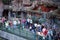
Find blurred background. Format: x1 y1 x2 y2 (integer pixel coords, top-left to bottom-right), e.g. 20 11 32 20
0 0 60 40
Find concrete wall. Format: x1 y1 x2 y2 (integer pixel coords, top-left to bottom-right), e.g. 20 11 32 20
0 30 27 40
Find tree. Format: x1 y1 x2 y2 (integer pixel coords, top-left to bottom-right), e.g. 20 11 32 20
2 0 12 5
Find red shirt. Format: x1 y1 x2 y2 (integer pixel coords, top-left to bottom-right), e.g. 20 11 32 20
42 28 48 36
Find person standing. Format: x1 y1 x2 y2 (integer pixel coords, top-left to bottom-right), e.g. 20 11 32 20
42 26 48 40
47 28 53 40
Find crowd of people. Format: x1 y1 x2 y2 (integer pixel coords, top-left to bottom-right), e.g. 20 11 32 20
0 17 60 40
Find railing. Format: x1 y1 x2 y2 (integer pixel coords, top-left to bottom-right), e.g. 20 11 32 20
0 22 51 40
0 23 36 40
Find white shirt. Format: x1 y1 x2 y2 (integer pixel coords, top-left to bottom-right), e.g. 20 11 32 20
34 23 37 27
27 18 30 22
17 20 20 24
29 26 32 29
30 19 33 23
13 21 17 25
5 22 9 27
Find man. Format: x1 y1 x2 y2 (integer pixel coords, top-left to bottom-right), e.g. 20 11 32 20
42 27 48 39
48 28 53 40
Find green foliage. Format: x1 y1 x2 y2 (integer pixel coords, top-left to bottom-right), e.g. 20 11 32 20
2 0 11 5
